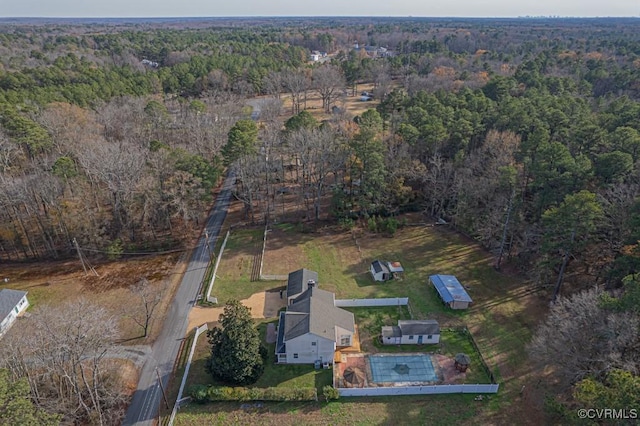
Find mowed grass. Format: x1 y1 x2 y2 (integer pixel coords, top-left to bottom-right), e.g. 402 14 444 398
178 220 546 425
210 228 281 303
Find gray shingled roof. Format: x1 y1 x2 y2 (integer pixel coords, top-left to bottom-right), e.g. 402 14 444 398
398 320 440 336
382 325 402 338
286 268 318 299
284 287 354 341
371 260 388 274
0 289 27 322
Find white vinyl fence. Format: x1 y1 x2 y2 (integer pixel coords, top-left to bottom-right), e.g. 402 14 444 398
168 323 209 426
338 383 499 397
334 297 409 307
206 230 230 303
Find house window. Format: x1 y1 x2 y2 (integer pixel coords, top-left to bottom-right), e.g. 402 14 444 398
311 342 316 346
340 336 351 346
427 335 432 339
293 353 298 359
408 335 414 340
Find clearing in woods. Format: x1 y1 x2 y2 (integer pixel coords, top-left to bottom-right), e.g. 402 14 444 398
175 209 550 426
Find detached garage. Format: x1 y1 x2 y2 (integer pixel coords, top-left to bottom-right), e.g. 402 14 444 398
430 274 472 310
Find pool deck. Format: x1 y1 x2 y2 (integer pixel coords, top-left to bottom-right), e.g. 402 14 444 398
335 353 468 388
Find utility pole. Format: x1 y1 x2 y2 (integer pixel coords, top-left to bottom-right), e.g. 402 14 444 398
155 367 170 410
73 238 88 275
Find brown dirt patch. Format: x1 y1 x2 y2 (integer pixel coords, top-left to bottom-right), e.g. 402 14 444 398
1 252 186 343
261 227 311 275
187 289 286 330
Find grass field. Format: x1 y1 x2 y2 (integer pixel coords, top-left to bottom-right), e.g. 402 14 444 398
175 217 548 425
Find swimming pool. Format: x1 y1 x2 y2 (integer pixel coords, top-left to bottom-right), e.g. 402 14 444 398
368 354 439 383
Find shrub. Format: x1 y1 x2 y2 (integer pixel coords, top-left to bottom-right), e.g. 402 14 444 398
367 216 378 233
322 385 340 401
338 217 355 231
188 384 209 404
199 386 317 402
383 217 399 235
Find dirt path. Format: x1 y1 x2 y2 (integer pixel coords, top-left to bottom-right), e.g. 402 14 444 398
187 289 286 330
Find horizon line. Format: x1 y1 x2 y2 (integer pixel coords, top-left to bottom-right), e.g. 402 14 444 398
1 15 639 20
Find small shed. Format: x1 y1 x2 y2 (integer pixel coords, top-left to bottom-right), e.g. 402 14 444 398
398 320 440 344
370 260 390 282
430 274 472 310
382 320 440 345
381 325 402 344
370 260 404 282
454 353 471 372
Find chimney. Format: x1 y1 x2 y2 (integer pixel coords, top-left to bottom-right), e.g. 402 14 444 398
307 280 316 290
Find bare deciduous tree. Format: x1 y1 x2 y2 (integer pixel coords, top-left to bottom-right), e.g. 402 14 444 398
528 288 640 388
312 65 346 113
281 68 309 115
129 278 165 338
0 298 126 425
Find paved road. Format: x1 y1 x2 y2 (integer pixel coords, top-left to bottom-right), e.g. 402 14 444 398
123 171 235 425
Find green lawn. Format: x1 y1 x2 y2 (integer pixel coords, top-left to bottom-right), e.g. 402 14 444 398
176 221 541 425
210 229 282 303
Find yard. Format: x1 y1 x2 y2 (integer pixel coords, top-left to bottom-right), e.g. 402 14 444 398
175 216 548 425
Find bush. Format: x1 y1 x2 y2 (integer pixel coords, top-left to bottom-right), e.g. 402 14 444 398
189 384 209 404
198 386 317 402
338 217 355 231
322 385 340 401
367 216 378 233
106 239 123 260
382 217 399 235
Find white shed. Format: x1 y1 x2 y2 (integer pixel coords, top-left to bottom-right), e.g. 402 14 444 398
382 320 440 345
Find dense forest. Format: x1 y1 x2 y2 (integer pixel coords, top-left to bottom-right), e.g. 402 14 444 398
1 17 640 419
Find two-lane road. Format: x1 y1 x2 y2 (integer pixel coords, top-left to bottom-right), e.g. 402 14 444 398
123 171 235 425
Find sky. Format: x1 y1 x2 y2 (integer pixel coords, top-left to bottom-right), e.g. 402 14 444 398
0 0 638 18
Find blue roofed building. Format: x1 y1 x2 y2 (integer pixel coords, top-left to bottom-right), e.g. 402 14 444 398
429 275 472 310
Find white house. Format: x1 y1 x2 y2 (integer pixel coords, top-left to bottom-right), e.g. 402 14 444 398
276 286 355 364
382 320 440 345
0 289 29 337
370 260 404 282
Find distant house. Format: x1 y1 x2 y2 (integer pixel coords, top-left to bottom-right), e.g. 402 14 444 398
382 320 440 345
0 289 29 337
141 59 159 68
275 286 355 364
310 51 321 61
286 268 318 305
370 260 404 282
430 274 472 310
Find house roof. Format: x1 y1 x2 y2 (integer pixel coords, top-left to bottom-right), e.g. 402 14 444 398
284 287 354 342
382 325 402 338
371 260 389 275
430 275 472 304
0 289 27 322
398 320 440 336
286 268 318 299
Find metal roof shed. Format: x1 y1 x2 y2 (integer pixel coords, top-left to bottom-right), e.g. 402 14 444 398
429 274 472 310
